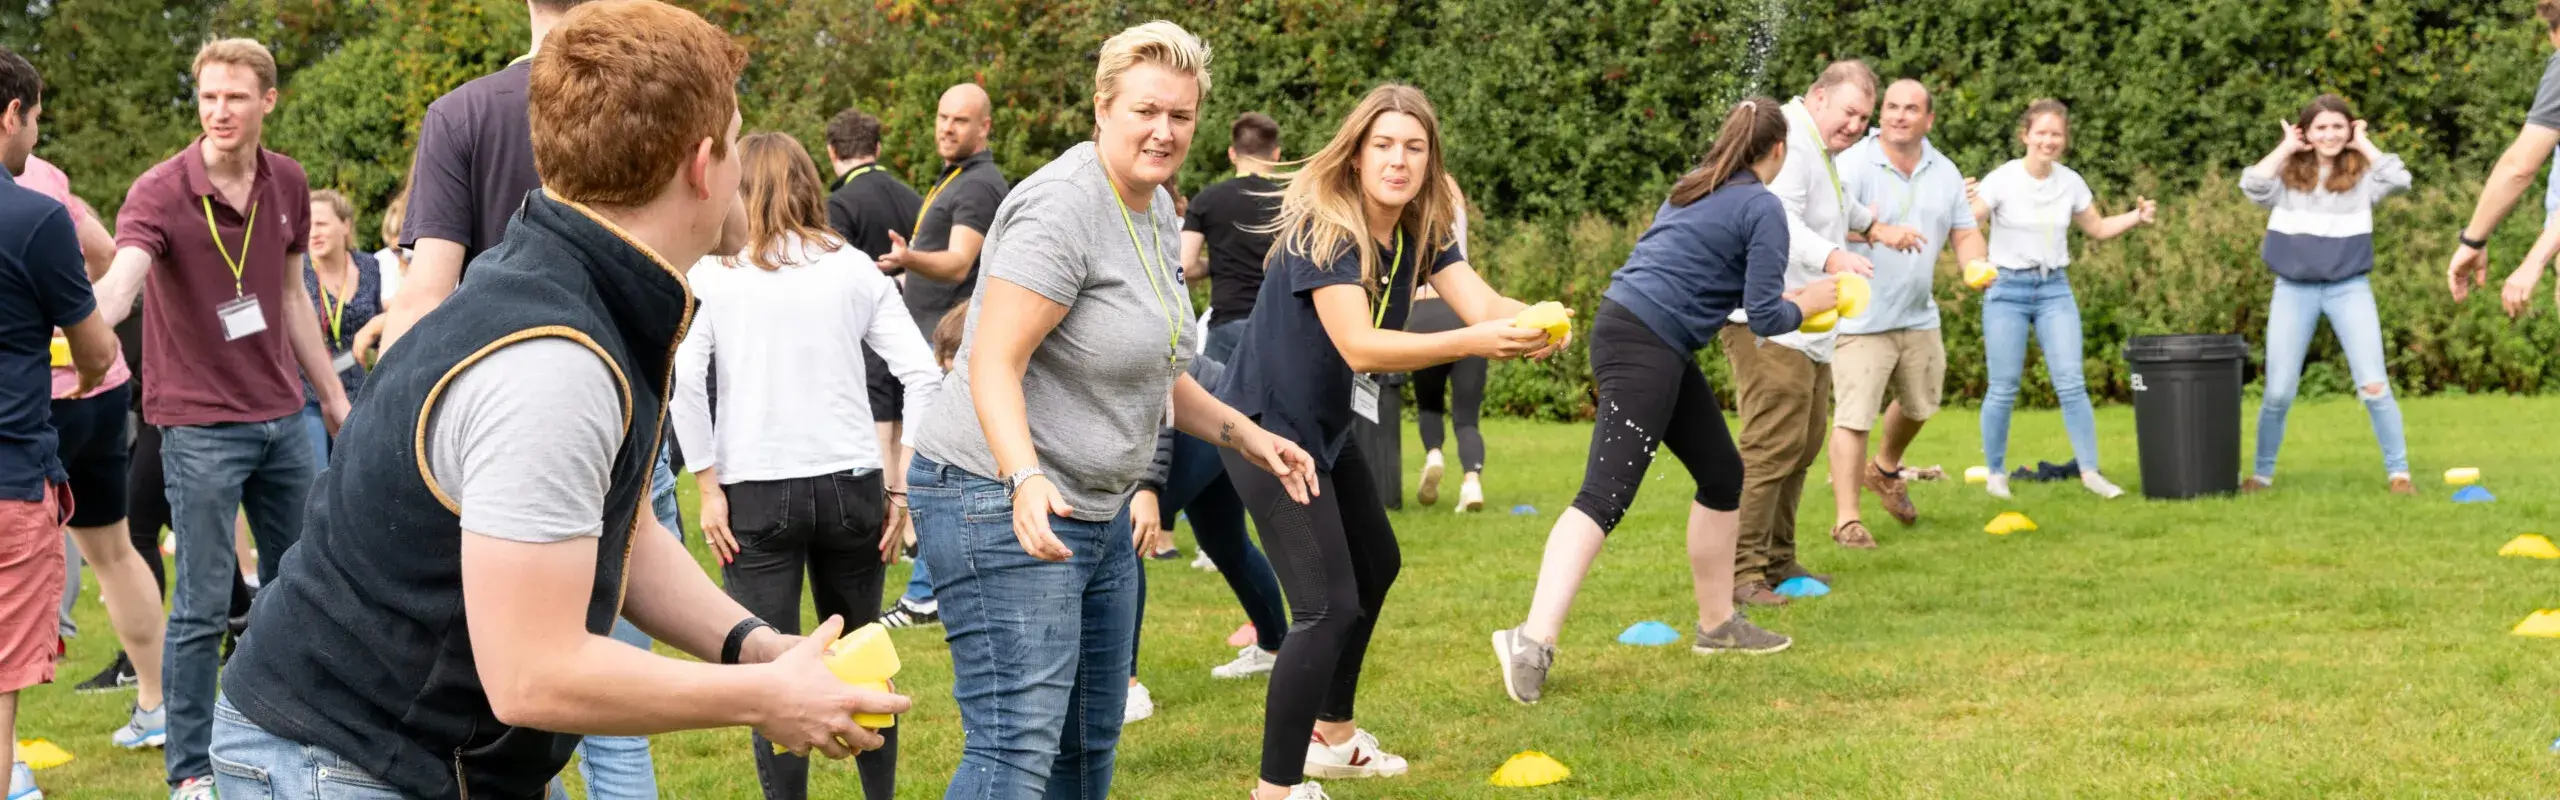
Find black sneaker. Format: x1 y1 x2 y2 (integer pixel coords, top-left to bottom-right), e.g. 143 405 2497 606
76 651 137 694
880 598 940 629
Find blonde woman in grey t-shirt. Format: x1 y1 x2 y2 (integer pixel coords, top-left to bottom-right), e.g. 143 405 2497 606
903 22 1316 799
1965 99 2156 500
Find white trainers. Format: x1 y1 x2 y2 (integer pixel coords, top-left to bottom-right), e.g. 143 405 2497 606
113 702 167 749
1985 473 2012 500
1455 476 1484 513
168 775 215 800
1190 550 1218 572
8 761 39 800
1304 728 1408 779
2081 471 2125 499
1123 681 1155 724
1211 646 1278 679
1269 782 1331 799
1417 450 1445 506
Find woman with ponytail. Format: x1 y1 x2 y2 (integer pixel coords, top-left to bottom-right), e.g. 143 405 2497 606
1491 97 1840 706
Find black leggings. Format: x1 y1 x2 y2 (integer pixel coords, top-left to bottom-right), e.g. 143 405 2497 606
1223 438 1399 787
718 470 897 800
1570 300 1744 532
1408 298 1486 473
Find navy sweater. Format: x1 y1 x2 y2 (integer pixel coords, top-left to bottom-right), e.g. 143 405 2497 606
1602 173 1800 351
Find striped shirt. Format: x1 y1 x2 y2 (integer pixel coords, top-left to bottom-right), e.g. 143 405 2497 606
2238 153 2410 283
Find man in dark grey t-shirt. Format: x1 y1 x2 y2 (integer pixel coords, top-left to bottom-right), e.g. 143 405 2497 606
876 83 1008 336
2448 0 2560 308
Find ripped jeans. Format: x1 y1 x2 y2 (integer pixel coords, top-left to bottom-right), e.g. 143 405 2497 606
2253 275 2409 478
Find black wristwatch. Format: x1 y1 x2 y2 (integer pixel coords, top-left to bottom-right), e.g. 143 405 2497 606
2460 232 2489 250
721 617 775 665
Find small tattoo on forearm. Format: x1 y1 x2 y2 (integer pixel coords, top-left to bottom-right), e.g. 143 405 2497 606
1219 421 1236 445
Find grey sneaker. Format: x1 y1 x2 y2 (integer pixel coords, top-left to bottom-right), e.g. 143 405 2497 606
1693 613 1792 655
1491 627 1556 705
113 702 166 749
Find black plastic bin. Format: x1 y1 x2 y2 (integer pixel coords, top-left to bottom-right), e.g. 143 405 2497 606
2123 334 2248 500
1357 373 1408 510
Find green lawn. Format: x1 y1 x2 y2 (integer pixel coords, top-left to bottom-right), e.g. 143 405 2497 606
24 395 2560 797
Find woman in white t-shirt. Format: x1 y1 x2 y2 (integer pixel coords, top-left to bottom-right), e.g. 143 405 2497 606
1965 99 2156 500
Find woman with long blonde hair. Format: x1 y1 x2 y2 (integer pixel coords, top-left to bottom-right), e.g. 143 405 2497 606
668 131 941 800
1215 84 1558 800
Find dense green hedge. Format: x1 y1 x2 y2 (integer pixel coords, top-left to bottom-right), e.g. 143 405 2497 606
11 0 2560 419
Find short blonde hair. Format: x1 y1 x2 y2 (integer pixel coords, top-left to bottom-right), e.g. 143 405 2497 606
1094 21 1211 108
194 38 277 92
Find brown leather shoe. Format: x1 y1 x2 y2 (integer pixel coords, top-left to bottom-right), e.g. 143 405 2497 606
2388 476 2417 496
2240 476 2272 494
1733 581 1791 607
1863 462 1918 526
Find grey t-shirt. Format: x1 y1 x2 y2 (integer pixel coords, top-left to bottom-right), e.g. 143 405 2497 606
426 337 622 543
2531 53 2560 131
912 142 1196 522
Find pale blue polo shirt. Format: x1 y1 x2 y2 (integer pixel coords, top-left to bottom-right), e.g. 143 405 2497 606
1838 133 1974 335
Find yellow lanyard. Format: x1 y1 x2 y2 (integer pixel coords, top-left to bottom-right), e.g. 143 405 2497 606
912 165 965 234
314 265 351 343
1116 198 1181 369
1888 159 1923 224
1372 230 1405 329
832 163 882 192
201 196 258 297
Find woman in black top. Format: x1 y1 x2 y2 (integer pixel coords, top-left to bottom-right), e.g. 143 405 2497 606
1215 83 1559 800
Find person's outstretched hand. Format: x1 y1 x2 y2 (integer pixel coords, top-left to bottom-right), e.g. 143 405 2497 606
753 615 912 758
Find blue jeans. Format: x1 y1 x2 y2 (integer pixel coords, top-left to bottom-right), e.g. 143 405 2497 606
910 456 1138 800
901 548 936 605
297 400 329 468
558 446 682 799
2254 275 2409 478
212 696 404 798
1979 268 2102 475
1204 318 1249 366
162 416 316 786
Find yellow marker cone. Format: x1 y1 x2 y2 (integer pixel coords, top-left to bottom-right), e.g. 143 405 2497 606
1984 512 2038 536
16 739 72 770
1513 301 1573 343
824 622 902 729
2513 610 2560 638
2445 467 2482 486
1489 751 1571 788
2501 534 2560 559
1964 466 1990 485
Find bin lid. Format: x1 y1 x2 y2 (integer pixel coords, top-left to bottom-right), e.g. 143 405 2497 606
2123 334 2247 363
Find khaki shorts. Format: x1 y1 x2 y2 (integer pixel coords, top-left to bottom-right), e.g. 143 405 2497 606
1831 329 1944 432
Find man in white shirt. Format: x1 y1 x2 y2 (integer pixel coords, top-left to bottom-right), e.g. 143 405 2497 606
1722 59 1922 606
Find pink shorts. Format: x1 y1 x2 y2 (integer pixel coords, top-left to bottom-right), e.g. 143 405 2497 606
0 484 66 693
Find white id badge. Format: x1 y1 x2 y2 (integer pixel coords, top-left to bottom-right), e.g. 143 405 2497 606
331 350 359 373
1163 387 1177 431
1351 374 1381 424
216 295 266 341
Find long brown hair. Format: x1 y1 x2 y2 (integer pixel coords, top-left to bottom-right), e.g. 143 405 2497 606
1264 84 1462 293
724 131 846 271
1669 97 1786 207
2280 94 2368 194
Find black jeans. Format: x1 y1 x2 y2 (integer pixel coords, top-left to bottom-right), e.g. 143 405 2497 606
1569 300 1744 533
1223 438 1399 787
719 469 897 800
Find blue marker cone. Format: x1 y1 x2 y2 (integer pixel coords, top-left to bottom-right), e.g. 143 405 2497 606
1511 504 1538 516
1773 576 1831 598
1617 621 1681 646
2454 486 2496 504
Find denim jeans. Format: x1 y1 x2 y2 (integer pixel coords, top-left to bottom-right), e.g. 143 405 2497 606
720 469 897 800
162 416 315 787
910 456 1138 800
900 549 936 605
212 696 405 799
558 446 682 799
2254 275 2409 478
1979 268 2102 475
1204 318 1249 366
296 400 329 469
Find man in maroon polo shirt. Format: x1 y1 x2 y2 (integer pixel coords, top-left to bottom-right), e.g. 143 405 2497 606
89 38 346 800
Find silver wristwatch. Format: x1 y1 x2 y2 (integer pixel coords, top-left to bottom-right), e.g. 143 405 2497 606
1004 466 1047 496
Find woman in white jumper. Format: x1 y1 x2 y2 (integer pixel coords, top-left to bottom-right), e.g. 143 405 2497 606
669 131 941 800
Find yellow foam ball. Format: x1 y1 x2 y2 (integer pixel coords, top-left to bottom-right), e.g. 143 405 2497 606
1836 274 1871 318
1799 309 1839 333
1963 260 1997 290
823 622 903 729
1513 301 1572 343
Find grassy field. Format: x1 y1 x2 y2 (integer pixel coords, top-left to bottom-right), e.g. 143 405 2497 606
23 395 2560 798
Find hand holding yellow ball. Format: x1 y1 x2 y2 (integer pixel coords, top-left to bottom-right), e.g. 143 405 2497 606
1799 274 1870 333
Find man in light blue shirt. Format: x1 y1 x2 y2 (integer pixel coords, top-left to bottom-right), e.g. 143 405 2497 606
1827 79 1987 541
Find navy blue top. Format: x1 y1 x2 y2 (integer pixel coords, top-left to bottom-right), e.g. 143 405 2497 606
1602 173 1800 352
0 169 96 500
1217 230 1463 472
302 249 384 402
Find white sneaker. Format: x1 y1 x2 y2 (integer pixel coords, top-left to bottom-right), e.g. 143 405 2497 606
113 702 167 749
1190 550 1218 572
1123 682 1155 724
1304 729 1408 779
1417 450 1445 506
2081 472 2125 499
1455 477 1484 513
1985 474 2012 500
8 761 39 800
168 775 215 800
1270 782 1331 799
1211 646 1278 679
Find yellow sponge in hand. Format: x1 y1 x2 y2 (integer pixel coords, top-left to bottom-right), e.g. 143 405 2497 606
1513 301 1572 343
823 622 902 729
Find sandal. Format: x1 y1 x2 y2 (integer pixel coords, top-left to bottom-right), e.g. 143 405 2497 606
1831 520 1878 550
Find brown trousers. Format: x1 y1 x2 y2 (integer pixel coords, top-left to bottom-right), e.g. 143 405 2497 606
1719 324 1831 586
